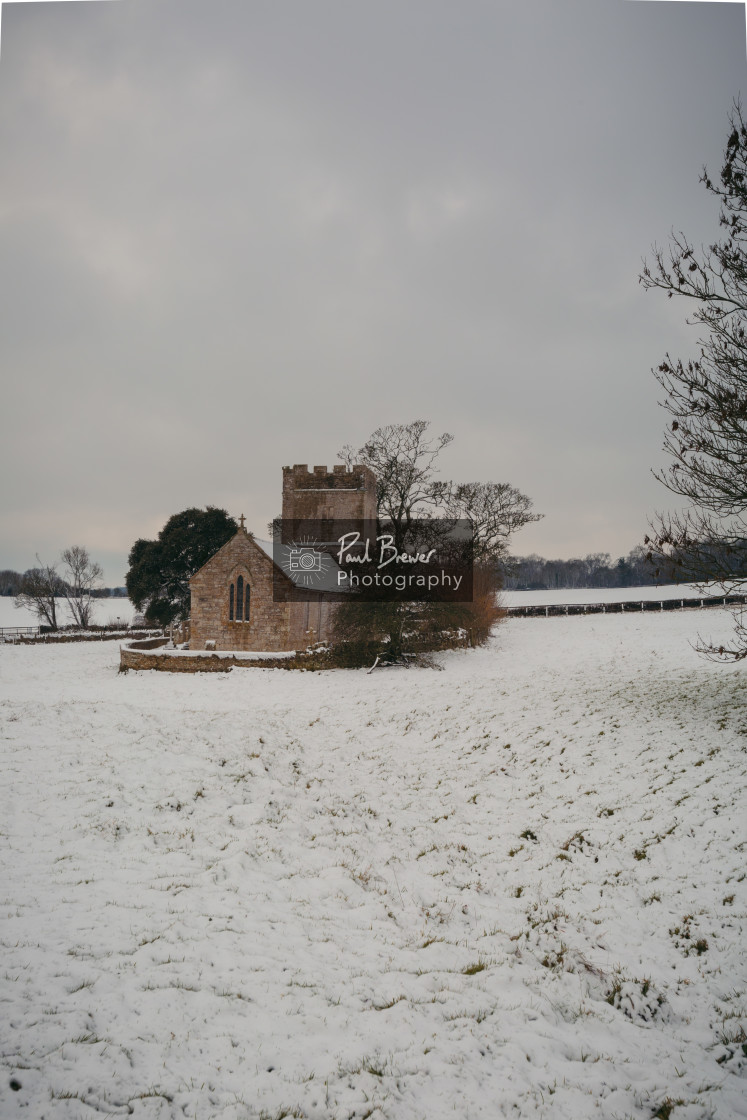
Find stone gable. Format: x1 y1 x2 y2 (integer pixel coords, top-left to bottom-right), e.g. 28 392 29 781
190 530 304 652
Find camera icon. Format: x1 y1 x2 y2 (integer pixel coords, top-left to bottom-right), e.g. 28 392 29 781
288 547 323 573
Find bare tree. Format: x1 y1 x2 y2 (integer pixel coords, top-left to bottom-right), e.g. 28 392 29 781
444 481 542 563
339 420 453 547
14 558 65 630
641 102 747 660
61 546 103 628
341 422 541 561
333 422 541 664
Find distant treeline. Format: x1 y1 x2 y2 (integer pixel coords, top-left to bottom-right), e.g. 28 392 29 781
504 542 747 590
0 570 127 598
503 546 664 591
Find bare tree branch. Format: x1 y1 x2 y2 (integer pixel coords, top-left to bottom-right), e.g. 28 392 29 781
340 420 453 546
444 482 542 562
642 102 747 659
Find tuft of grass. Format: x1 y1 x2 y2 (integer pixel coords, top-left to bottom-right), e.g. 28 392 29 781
670 915 708 956
68 979 95 993
718 1024 747 1046
560 830 586 852
652 1100 685 1120
463 960 487 975
541 945 569 971
258 1110 305 1120
605 976 623 1006
373 995 405 1010
416 844 437 860
129 1089 175 1104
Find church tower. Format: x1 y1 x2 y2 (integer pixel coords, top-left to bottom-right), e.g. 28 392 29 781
281 463 377 542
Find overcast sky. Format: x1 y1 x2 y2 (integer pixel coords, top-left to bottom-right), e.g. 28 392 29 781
0 0 745 583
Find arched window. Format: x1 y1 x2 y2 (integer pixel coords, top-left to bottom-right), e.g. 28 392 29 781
244 583 251 622
229 583 234 621
236 575 244 621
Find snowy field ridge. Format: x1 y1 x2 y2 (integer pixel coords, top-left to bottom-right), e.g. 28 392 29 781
0 610 745 1119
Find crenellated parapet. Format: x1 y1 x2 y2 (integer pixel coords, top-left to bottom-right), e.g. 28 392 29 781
281 463 377 522
282 463 375 490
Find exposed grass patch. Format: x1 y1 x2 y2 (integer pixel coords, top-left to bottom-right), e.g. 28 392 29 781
462 960 488 975
652 1099 685 1120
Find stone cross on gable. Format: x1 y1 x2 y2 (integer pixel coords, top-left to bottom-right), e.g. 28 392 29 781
238 514 246 530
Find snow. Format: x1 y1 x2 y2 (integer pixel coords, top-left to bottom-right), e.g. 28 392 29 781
501 583 736 608
0 609 745 1119
0 597 135 629
129 646 297 660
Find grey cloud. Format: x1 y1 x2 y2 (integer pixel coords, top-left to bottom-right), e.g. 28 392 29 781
0 0 744 580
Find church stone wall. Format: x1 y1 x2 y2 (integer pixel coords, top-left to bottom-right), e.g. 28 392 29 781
190 530 308 652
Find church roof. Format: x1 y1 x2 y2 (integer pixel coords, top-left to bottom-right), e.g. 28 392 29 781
256 538 350 595
190 531 348 595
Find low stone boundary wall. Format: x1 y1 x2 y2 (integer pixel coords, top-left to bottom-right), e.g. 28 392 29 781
7 628 163 645
127 637 170 651
119 644 323 673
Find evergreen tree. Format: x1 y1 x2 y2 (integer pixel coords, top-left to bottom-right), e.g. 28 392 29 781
126 507 237 626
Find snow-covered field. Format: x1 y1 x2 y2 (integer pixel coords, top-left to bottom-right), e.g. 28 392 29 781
0 586 728 632
501 584 732 609
0 597 135 630
0 609 745 1119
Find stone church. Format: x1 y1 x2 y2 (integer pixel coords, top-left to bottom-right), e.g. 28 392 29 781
189 463 377 652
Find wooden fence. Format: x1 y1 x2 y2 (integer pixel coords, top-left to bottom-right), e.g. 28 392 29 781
506 593 747 618
0 626 41 641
